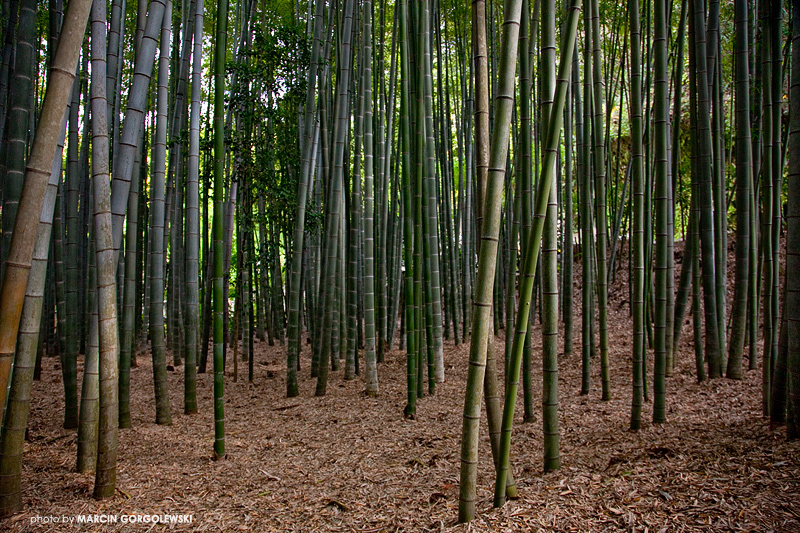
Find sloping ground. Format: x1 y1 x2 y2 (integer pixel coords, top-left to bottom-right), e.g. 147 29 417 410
4 296 800 532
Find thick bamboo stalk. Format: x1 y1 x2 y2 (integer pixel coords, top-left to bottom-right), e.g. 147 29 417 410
0 110 67 517
0 0 37 278
0 0 92 430
90 0 119 495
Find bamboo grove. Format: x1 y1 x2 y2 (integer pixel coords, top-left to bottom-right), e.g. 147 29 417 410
0 0 797 524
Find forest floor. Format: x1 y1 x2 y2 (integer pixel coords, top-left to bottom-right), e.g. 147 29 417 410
6 261 800 532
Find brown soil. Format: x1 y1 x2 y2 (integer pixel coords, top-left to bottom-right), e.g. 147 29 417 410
4 277 800 531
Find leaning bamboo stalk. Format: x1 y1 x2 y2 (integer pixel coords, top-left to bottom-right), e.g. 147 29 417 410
0 108 68 517
286 0 324 397
110 0 167 250
458 0 526 521
493 0 581 507
0 0 93 426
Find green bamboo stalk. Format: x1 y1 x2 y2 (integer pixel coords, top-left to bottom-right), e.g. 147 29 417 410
691 0 721 378
0 0 36 279
589 0 610 400
768 0 783 409
563 45 574 359
399 0 417 412
420 0 444 383
748 1 760 372
687 28 707 382
707 0 727 369
653 0 668 424
346 75 362 381
691 208 705 382
148 0 173 426
629 0 644 429
286 0 324 397
727 0 752 379
760 1 774 414
362 0 378 395
212 0 229 459
664 5 676 378
183 0 203 413
62 77 81 430
580 0 594 396
458 0 525 521
540 0 558 473
670 0 688 365
316 0 355 397
118 123 142 429
494 1 581 506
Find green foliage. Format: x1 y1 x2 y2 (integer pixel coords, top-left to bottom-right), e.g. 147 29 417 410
227 14 309 239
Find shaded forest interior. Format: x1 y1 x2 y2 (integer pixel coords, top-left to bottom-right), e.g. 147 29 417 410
0 0 798 530
11 257 800 531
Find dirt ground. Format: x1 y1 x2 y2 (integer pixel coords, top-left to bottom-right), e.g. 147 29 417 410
4 277 800 532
